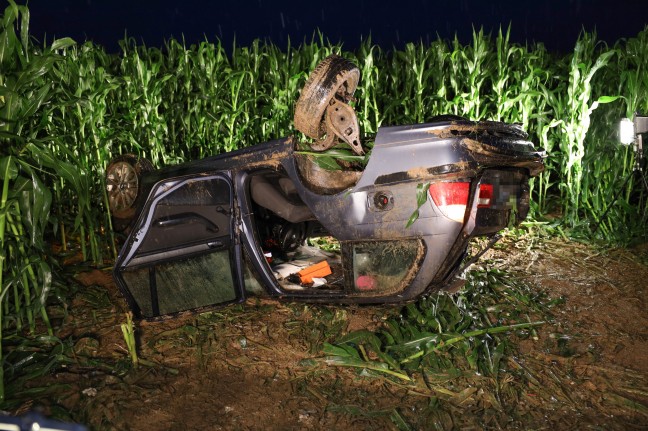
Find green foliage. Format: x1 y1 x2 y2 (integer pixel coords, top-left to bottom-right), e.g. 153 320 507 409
5 12 646 247
405 182 430 228
553 33 618 225
120 312 138 368
325 268 554 383
0 0 63 403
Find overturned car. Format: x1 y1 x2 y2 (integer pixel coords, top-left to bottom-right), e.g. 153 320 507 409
106 55 544 319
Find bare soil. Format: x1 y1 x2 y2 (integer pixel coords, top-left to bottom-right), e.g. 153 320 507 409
18 237 648 430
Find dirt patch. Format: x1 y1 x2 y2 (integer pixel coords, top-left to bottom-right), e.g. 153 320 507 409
17 238 648 430
493 238 648 369
488 236 648 428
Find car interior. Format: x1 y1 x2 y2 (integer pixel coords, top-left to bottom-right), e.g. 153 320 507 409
247 170 346 292
246 170 423 297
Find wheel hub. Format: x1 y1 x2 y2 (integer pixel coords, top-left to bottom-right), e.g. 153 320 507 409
106 161 139 212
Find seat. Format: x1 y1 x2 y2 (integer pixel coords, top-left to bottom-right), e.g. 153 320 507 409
250 175 315 223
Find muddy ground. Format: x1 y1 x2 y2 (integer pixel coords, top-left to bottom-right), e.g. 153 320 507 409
16 236 648 430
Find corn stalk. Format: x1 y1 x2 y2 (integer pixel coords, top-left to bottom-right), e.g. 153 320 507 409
554 33 617 225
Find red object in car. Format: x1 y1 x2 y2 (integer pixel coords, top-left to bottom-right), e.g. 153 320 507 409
356 275 377 291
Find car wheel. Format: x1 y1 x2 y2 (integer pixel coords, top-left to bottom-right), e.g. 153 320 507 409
106 154 153 228
294 55 360 140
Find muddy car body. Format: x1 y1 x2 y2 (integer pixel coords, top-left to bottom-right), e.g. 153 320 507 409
110 116 543 319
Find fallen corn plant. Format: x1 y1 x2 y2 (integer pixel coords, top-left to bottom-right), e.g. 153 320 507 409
324 267 554 384
120 312 138 368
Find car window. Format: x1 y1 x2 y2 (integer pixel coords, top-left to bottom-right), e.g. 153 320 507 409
347 239 424 296
122 250 236 317
116 175 241 318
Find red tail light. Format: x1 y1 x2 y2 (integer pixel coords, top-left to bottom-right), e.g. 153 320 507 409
428 182 469 222
477 183 494 208
428 182 494 222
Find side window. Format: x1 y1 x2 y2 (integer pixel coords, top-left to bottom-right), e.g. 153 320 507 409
117 175 240 318
344 239 424 297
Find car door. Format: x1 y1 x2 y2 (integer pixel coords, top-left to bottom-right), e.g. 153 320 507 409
114 174 244 319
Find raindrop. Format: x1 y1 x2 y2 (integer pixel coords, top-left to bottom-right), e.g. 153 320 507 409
280 12 285 29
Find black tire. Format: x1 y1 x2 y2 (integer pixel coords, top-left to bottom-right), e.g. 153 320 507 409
106 154 153 224
294 55 360 139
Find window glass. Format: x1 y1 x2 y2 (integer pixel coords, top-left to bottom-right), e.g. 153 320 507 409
123 250 236 318
350 239 423 296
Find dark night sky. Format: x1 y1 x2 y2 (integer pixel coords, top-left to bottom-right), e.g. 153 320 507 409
26 0 648 53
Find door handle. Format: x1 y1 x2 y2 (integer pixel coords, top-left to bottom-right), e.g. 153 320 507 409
207 240 224 249
154 212 220 233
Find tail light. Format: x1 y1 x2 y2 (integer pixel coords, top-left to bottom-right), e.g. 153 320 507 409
428 182 493 222
477 183 494 208
428 182 469 222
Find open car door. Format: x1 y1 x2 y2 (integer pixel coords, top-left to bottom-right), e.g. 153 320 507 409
113 174 244 319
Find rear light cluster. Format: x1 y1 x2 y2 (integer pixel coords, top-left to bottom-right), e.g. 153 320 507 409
477 183 493 208
428 182 493 222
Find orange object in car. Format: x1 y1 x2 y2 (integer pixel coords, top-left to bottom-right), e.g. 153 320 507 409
298 261 332 284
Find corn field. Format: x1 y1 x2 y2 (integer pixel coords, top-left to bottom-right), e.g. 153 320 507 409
0 1 647 404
